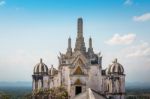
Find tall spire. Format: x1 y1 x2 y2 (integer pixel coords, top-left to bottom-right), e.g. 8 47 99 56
88 37 93 54
40 58 42 63
74 17 86 53
89 37 92 48
77 18 83 38
66 37 72 55
67 37 72 52
68 37 71 49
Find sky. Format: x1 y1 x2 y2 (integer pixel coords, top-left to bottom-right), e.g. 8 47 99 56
0 0 150 83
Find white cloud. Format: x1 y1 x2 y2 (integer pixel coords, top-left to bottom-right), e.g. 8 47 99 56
133 13 150 22
125 42 150 58
106 33 136 45
0 0 5 6
124 0 133 5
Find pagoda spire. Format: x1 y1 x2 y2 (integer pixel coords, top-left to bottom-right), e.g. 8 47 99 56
88 37 93 54
66 37 72 56
77 18 83 38
67 37 72 52
89 37 92 49
74 18 86 53
68 37 71 49
40 58 43 63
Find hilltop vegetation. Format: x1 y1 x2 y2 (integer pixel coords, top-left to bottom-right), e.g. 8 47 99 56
0 91 11 99
0 85 150 99
0 86 31 99
0 86 68 99
32 86 68 99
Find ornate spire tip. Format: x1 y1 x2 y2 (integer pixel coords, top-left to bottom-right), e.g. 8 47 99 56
40 58 42 63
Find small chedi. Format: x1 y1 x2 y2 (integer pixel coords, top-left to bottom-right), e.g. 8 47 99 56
32 18 125 99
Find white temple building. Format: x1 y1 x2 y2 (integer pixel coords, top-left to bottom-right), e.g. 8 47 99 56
32 18 125 99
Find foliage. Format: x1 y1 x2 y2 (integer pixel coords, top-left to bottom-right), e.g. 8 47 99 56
0 86 31 99
33 86 68 99
0 92 11 99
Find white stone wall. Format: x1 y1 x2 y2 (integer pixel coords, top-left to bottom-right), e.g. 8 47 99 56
108 79 113 93
120 75 125 93
53 74 60 87
43 76 49 89
38 80 42 90
60 66 71 95
49 78 54 89
101 76 107 93
62 66 70 86
88 65 102 92
48 72 61 88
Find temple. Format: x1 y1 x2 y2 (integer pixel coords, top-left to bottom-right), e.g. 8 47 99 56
32 18 125 99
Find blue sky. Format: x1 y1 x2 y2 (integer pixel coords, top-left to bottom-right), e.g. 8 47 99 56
0 0 150 83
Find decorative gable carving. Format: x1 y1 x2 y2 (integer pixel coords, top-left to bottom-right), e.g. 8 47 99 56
77 58 84 66
72 53 88 66
74 79 82 85
73 66 84 75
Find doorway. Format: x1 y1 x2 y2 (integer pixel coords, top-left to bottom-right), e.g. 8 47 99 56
75 86 82 95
